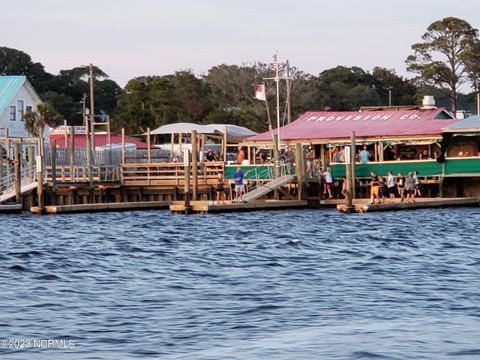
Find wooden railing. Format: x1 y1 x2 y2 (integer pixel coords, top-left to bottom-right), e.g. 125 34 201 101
121 162 224 186
45 165 121 183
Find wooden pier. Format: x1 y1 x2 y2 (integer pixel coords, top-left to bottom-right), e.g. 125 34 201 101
0 204 23 213
170 200 307 214
337 197 480 213
31 201 170 214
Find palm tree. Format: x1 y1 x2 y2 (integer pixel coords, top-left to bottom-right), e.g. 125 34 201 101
24 102 61 138
23 102 61 210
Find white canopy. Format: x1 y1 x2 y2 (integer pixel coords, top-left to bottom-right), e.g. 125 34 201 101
148 122 257 142
149 122 211 135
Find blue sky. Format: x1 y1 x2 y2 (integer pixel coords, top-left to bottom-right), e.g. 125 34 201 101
4 0 480 86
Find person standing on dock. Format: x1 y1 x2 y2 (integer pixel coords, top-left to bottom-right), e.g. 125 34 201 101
369 171 380 204
283 145 295 175
341 176 348 199
414 171 422 197
215 173 226 204
233 167 245 203
405 172 416 202
387 171 396 202
397 172 406 202
306 146 315 178
323 167 333 199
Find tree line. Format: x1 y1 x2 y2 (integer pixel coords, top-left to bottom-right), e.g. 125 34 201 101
1 17 480 135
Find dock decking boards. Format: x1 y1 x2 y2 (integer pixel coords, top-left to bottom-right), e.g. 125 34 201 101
337 197 480 213
170 200 308 214
31 201 170 214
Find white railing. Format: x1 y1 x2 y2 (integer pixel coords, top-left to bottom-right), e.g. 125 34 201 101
0 165 38 201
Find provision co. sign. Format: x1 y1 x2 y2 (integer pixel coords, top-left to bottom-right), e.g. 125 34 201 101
305 113 421 122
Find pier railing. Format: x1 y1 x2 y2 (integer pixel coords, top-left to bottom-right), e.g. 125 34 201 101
121 162 224 186
45 165 121 183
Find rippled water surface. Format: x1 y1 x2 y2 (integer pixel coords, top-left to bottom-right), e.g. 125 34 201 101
1 208 480 359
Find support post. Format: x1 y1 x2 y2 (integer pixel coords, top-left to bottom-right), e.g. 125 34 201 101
27 146 34 182
37 137 44 213
0 143 3 191
70 126 75 165
295 143 303 200
344 138 355 213
191 130 198 201
184 149 191 214
121 128 126 164
14 143 21 204
147 127 151 163
51 140 58 205
51 140 57 192
273 134 280 178
351 131 356 199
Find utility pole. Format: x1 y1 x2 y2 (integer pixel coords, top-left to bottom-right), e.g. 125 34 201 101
263 52 293 178
286 60 292 124
477 80 480 116
89 64 96 152
83 93 94 194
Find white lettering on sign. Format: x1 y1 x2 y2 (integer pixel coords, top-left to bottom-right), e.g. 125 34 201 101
49 126 87 135
305 113 421 122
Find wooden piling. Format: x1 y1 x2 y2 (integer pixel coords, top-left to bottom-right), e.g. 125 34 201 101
14 143 21 204
295 143 303 200
191 130 198 201
147 127 151 163
0 143 3 189
70 126 75 165
184 149 191 214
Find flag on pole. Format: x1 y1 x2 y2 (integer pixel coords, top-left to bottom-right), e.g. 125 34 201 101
271 53 278 70
255 83 266 101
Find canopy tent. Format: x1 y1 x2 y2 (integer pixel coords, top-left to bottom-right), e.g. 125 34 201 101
246 108 456 144
148 122 257 142
147 122 257 162
149 122 212 135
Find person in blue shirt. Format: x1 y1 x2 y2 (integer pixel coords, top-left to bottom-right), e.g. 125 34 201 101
359 145 370 164
233 167 245 202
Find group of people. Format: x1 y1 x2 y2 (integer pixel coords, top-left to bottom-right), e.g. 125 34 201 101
213 167 245 204
368 170 421 204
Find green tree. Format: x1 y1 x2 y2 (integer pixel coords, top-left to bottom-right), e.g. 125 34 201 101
371 67 417 106
406 17 480 112
0 46 56 94
312 66 379 110
23 102 62 137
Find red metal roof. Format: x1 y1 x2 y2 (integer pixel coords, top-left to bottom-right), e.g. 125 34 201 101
247 108 457 142
50 133 149 149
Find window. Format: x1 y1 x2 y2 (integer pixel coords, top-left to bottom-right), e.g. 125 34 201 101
26 105 32 113
17 100 24 121
9 106 16 121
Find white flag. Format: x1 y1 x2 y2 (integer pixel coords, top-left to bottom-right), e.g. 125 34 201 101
255 84 266 101
271 53 278 70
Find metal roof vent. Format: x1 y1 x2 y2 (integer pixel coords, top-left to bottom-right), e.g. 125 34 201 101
422 95 436 108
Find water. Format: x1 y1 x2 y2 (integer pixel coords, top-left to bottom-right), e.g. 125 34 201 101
1 208 480 359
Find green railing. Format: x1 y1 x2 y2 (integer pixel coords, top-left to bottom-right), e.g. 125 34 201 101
331 158 480 179
225 165 274 179
444 157 480 175
331 160 441 179
226 158 480 181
